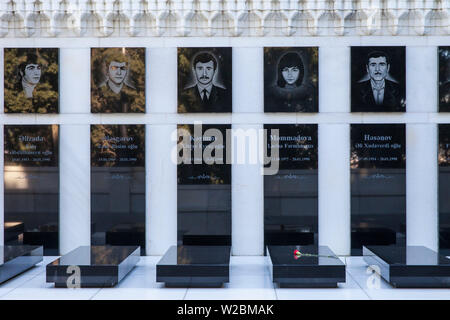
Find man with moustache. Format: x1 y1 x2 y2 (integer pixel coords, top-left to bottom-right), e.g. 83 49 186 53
353 51 404 112
179 52 231 113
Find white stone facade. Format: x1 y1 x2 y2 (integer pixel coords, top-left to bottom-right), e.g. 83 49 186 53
0 0 448 37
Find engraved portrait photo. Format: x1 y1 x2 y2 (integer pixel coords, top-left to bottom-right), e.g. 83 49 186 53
178 48 232 113
91 47 145 113
439 46 450 112
4 48 59 113
264 47 318 112
351 47 406 112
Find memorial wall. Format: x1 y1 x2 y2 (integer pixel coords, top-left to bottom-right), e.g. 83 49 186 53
0 1 448 257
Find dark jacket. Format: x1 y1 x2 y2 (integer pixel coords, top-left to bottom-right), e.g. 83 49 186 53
178 84 231 113
352 79 405 112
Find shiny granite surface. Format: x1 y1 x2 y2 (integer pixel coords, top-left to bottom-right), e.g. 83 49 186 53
267 245 343 266
158 246 231 266
364 245 450 265
48 246 139 266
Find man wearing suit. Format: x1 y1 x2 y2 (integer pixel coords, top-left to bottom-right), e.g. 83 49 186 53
179 52 231 113
352 51 405 112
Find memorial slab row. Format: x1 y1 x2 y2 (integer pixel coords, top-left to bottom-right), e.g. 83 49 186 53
2 124 450 288
3 46 450 113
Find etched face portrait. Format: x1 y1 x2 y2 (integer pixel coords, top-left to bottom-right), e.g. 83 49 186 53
264 47 318 113
4 48 59 113
107 61 128 86
178 47 232 113
91 48 145 113
278 52 304 88
351 46 405 112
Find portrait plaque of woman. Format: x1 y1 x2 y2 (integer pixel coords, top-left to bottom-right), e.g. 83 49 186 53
4 48 59 113
91 47 145 113
264 47 318 113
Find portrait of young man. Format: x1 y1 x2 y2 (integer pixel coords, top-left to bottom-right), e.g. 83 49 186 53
178 48 232 113
91 47 145 113
4 48 59 113
439 46 450 112
351 47 406 112
264 47 318 112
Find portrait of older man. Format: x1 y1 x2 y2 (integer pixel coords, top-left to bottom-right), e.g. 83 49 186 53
351 47 406 112
4 48 59 113
91 47 145 113
178 48 232 113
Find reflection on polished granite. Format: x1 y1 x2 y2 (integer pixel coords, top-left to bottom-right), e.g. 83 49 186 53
363 245 450 288
157 245 231 288
46 245 140 288
267 245 346 288
0 245 43 284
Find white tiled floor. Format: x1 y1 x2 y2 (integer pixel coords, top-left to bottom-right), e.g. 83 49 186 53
1 256 450 300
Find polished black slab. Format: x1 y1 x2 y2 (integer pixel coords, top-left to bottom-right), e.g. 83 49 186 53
264 124 318 249
439 47 450 112
46 245 139 288
91 125 145 255
351 124 406 255
4 125 59 255
439 124 450 256
177 124 231 246
156 245 231 287
363 245 450 288
267 245 345 288
0 245 43 284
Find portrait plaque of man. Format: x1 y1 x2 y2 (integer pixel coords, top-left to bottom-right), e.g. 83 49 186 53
264 47 318 112
4 48 59 113
91 48 145 113
351 47 406 112
178 48 232 113
439 47 450 112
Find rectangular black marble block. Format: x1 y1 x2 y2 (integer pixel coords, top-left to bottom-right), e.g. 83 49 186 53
0 245 43 284
157 245 231 287
363 245 450 288
267 245 346 288
46 245 139 288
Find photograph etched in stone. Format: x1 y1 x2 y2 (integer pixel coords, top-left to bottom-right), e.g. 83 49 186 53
350 124 406 255
91 48 145 113
439 47 450 112
351 47 406 112
4 48 59 113
4 125 59 255
264 48 318 112
91 125 145 254
178 48 232 113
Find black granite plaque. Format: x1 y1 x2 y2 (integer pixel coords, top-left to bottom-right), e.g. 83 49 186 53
178 48 232 113
91 125 145 254
351 124 406 255
91 48 145 113
177 124 231 245
439 124 450 254
351 47 406 112
4 125 59 255
264 124 318 248
264 47 318 112
4 48 59 113
439 47 450 112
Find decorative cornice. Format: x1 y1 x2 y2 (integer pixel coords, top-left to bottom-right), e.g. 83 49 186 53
0 0 448 37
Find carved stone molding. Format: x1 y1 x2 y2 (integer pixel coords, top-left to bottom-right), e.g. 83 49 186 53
0 0 448 37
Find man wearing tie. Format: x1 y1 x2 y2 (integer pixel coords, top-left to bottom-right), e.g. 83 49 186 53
179 51 231 113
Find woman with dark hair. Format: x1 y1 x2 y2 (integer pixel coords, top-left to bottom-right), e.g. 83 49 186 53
265 50 317 112
277 52 304 88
